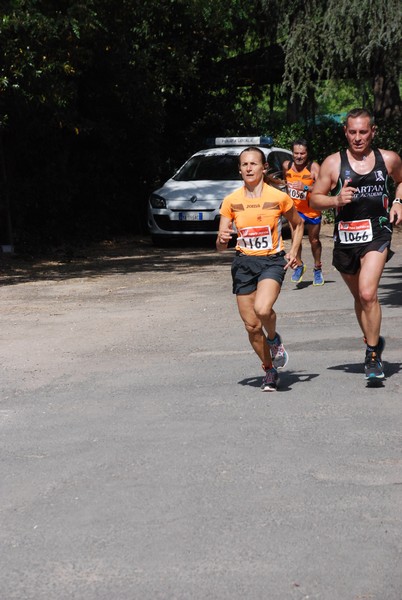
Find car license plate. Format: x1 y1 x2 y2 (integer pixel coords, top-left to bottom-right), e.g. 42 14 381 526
178 212 204 221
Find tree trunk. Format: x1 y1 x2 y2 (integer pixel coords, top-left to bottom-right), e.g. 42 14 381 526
286 90 301 123
373 73 402 120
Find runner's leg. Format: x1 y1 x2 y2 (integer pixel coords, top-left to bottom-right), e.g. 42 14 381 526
308 222 322 268
253 277 282 341
236 292 272 368
289 220 303 265
340 250 387 346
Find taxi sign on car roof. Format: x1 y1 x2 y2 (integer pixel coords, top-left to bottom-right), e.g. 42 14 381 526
206 136 274 147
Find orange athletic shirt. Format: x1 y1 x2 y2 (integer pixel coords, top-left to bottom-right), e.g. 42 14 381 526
284 162 320 218
220 183 293 256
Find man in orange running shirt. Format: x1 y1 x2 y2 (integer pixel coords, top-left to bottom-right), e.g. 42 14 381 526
283 139 323 286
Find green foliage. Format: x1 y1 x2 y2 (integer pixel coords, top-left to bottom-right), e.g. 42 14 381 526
0 0 264 249
275 115 402 163
374 115 402 155
0 0 401 251
272 119 345 164
278 0 402 116
273 123 306 152
315 80 372 115
0 1 99 111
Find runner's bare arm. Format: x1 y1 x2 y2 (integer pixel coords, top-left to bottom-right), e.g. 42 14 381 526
216 215 233 251
310 153 355 210
382 149 402 226
310 161 320 183
283 205 303 270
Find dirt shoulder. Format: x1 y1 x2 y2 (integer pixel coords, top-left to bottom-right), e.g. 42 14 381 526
1 224 402 287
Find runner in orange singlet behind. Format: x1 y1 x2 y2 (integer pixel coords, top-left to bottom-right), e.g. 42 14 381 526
283 139 323 285
217 147 304 392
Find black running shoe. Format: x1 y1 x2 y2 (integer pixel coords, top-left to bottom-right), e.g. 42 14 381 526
364 350 385 380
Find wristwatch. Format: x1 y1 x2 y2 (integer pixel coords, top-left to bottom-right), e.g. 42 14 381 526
393 198 402 204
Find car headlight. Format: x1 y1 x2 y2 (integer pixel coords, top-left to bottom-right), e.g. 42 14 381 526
150 193 167 209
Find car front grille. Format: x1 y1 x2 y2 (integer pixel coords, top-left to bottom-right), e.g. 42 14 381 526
154 215 220 232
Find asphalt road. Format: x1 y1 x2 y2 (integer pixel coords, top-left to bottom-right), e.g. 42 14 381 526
1 225 402 600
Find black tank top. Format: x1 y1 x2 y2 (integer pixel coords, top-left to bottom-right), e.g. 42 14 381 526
332 149 392 246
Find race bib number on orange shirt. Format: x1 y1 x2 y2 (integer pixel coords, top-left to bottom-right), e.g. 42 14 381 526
237 226 273 251
288 185 307 200
338 219 373 244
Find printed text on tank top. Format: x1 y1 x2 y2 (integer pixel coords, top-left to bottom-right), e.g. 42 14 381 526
334 149 390 247
338 149 388 208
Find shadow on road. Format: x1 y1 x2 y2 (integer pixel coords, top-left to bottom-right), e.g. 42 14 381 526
328 360 401 379
239 371 320 391
378 265 402 308
0 236 233 286
291 278 337 290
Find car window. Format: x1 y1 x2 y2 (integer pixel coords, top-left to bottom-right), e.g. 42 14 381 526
267 151 292 173
174 155 242 182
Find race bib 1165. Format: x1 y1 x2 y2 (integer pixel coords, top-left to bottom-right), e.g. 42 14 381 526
237 226 273 251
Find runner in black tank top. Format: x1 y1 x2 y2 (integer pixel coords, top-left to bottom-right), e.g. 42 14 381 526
309 108 402 384
333 148 392 248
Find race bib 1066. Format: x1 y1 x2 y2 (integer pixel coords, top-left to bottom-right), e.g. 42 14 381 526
338 219 373 244
237 226 273 251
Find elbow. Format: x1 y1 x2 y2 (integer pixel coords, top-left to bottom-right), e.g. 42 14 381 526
309 194 318 209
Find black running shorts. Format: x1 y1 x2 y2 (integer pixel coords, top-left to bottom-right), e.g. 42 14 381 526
231 251 287 295
332 239 393 275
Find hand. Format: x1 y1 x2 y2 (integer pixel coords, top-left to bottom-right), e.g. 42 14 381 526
293 180 305 191
390 203 402 226
217 222 234 245
337 178 356 206
284 253 299 270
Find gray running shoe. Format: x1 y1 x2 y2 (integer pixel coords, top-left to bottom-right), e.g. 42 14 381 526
261 367 279 392
267 332 289 369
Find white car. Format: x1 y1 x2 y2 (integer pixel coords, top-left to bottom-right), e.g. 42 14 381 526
148 136 291 244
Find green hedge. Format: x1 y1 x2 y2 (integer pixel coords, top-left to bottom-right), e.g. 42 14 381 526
274 115 402 163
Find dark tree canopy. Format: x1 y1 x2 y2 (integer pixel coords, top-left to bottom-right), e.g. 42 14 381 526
0 0 400 249
277 0 402 118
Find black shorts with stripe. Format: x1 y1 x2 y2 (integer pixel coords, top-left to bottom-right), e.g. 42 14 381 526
231 251 287 295
332 236 394 275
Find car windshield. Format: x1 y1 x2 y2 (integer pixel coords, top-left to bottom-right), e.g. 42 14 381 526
267 150 292 173
173 155 241 182
172 150 291 182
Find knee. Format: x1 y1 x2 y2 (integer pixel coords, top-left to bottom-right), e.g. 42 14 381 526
244 320 263 336
254 303 273 322
359 287 378 306
310 237 321 249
